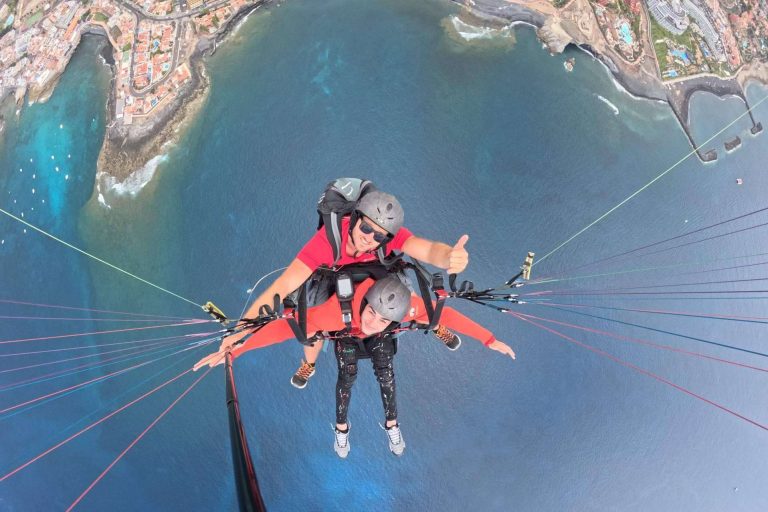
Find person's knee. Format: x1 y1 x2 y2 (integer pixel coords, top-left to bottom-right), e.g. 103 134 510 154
374 364 394 385
340 362 358 385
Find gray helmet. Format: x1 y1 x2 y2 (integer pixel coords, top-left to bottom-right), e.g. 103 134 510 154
364 276 411 322
356 191 404 235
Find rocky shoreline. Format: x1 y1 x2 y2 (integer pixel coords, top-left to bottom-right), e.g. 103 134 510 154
95 0 270 188
452 0 767 161
95 42 210 185
454 0 667 100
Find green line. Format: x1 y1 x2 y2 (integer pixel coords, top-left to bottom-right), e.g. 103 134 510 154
0 207 202 310
535 93 768 268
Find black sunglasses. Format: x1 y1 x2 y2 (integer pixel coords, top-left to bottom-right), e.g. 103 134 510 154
358 219 391 244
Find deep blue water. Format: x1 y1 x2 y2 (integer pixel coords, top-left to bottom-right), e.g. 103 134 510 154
2 1 768 510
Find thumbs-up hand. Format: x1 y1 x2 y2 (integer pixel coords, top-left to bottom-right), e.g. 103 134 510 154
447 234 469 274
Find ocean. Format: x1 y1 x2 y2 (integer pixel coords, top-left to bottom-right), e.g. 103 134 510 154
1 0 767 510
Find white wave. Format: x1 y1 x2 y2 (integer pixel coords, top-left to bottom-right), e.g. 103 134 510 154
596 94 620 115
102 154 167 196
97 192 111 209
95 183 111 209
450 16 512 41
232 5 260 36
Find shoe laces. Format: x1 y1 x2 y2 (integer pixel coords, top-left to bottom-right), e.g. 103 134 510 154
383 424 402 445
296 361 314 380
335 428 349 448
434 325 456 344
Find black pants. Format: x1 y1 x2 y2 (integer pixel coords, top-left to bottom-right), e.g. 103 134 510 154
334 336 397 425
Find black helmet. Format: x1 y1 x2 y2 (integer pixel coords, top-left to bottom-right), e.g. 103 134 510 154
355 191 405 235
364 276 411 322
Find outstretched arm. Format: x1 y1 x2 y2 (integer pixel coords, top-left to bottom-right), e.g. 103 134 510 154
407 298 515 360
401 234 469 274
193 318 298 370
220 258 313 349
193 296 346 370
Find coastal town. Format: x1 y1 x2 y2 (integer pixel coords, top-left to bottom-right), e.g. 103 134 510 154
461 0 767 160
0 0 260 123
0 0 766 175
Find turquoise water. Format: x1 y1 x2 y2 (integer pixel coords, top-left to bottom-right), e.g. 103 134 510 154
2 1 768 510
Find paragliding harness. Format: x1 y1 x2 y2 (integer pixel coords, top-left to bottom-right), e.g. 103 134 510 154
202 251 537 339
283 253 448 359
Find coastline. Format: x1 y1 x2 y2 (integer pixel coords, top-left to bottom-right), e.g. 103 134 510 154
7 0 766 180
19 28 114 106
451 0 767 161
95 0 270 190
453 0 666 101
95 42 210 186
0 0 271 196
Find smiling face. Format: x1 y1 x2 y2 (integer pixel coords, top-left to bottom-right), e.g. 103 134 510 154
350 216 391 254
360 303 394 336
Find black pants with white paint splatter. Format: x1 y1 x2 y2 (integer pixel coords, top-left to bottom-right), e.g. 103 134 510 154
334 335 397 425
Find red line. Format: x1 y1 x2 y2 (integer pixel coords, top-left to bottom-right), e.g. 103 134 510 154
0 336 192 375
536 212 768 281
536 302 768 322
0 367 194 482
0 339 195 391
510 313 768 431
514 311 768 373
0 320 211 345
0 299 195 320
525 290 768 296
1 355 164 414
65 357 223 511
0 332 214 358
524 276 768 294
0 316 188 322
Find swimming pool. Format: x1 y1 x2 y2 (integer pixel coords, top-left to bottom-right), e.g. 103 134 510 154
619 22 633 45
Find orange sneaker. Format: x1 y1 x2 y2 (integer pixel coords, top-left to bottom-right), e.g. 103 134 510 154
290 360 316 389
433 325 461 351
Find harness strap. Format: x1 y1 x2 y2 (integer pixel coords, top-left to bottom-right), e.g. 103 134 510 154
429 288 448 331
285 283 309 344
410 259 437 327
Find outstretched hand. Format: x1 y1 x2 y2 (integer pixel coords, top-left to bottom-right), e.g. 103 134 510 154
192 329 247 371
193 350 227 371
447 234 470 274
488 340 516 360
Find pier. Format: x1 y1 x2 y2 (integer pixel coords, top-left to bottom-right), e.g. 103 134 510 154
665 76 762 163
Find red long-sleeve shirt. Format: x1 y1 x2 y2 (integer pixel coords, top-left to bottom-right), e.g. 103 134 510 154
231 278 496 359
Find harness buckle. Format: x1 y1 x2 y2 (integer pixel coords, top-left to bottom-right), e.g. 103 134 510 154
202 301 230 325
521 252 535 280
504 251 536 287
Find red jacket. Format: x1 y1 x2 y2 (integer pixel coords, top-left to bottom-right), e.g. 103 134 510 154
232 278 496 359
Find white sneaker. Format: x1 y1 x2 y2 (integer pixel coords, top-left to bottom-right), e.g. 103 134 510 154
382 423 405 457
333 425 350 459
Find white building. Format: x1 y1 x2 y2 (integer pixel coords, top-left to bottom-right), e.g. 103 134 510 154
648 0 689 35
